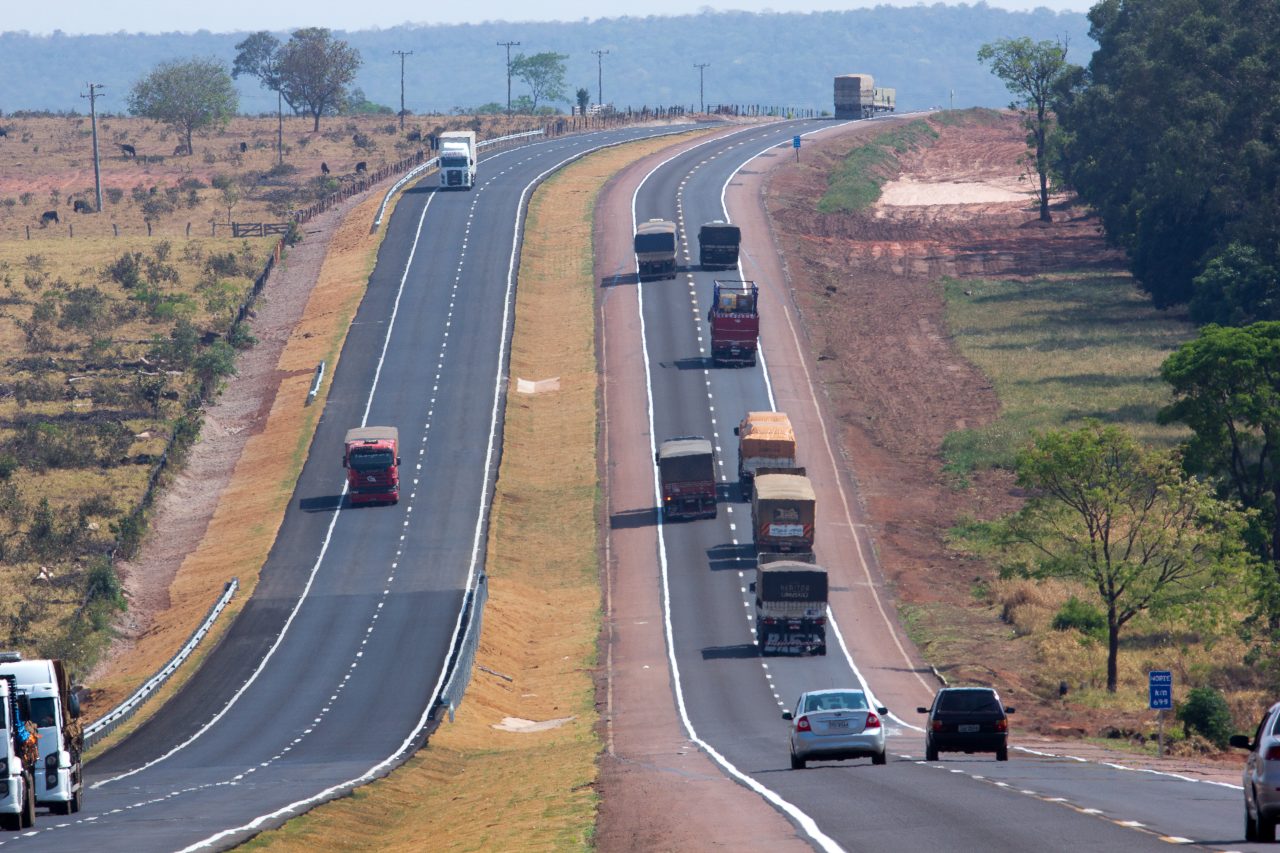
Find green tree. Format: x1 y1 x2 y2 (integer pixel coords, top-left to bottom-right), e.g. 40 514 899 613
576 87 590 114
510 52 569 111
128 58 238 155
977 37 1081 222
1002 422 1250 692
276 28 362 132
231 31 286 104
1189 243 1280 327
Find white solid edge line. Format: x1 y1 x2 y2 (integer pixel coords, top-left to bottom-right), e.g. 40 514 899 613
94 188 440 789
170 125 697 852
634 124 844 853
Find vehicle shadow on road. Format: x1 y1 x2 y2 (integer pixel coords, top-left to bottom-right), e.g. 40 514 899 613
600 272 640 287
299 495 343 513
609 507 660 529
708 542 755 571
666 356 712 371
700 643 759 660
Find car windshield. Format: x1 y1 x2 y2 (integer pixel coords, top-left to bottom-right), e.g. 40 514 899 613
804 692 867 713
29 697 57 728
937 690 1001 713
349 449 394 471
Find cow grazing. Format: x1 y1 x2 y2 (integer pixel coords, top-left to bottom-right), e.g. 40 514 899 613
119 143 136 158
0 128 8 139
320 162 330 175
355 161 367 174
239 141 248 153
73 200 93 214
40 210 59 226
173 144 189 156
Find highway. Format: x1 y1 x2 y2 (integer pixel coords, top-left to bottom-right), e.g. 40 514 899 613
619 117 1259 851
0 123 701 853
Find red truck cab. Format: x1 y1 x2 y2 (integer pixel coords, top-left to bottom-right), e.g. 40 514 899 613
343 427 400 505
710 279 759 367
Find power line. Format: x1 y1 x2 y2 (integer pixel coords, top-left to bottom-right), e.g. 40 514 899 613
497 41 521 113
392 50 413 131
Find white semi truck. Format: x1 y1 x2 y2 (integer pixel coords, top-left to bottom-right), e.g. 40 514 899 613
0 654 82 815
438 130 477 190
0 675 37 831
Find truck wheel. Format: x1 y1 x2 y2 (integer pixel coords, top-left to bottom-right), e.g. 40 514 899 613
1 812 19 831
51 799 71 816
815 643 827 657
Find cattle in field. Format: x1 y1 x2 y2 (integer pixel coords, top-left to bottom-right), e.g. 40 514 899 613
355 161 367 173
40 210 59 225
73 200 93 213
321 162 330 175
0 128 8 138
173 144 189 156
119 143 136 158
239 141 248 152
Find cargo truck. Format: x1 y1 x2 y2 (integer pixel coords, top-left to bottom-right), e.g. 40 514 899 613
735 411 797 484
752 471 816 559
634 219 678 280
343 427 401 505
834 74 896 119
0 675 37 831
0 654 82 816
709 279 759 366
439 130 477 189
698 221 741 270
753 560 828 655
656 437 717 520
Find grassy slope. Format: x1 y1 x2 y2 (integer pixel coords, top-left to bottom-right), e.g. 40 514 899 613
242 132 705 851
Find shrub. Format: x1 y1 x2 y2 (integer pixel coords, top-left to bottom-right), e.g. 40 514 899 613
1052 597 1107 641
210 173 234 191
104 252 144 288
1178 687 1234 749
265 162 299 179
105 187 124 205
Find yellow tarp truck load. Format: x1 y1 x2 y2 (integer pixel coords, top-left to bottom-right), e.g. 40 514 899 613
735 411 797 483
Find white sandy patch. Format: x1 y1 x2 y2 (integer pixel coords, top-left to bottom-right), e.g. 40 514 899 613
493 715 576 733
880 178 1028 206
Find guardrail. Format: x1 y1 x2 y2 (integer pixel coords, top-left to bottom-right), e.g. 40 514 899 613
83 578 239 751
438 573 488 723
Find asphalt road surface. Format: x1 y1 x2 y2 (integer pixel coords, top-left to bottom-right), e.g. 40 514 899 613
0 123 701 853
624 118 1259 851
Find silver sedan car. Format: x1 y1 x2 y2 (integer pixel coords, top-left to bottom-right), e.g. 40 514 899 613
783 688 889 769
1232 701 1280 842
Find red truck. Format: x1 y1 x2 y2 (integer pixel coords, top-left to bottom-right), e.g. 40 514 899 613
656 437 717 520
709 279 759 367
343 427 401 505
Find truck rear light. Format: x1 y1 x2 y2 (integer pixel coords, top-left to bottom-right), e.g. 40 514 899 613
814 617 826 625
795 716 811 732
865 712 881 729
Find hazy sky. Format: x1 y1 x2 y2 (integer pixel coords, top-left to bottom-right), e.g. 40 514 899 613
7 0 1092 35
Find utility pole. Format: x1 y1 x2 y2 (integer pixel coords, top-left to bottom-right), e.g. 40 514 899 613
392 50 413 130
81 82 104 213
497 40 521 113
591 49 609 110
950 88 955 112
694 63 710 114
277 90 284 166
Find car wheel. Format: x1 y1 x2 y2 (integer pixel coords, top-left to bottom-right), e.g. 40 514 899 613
872 749 887 766
996 745 1009 762
790 750 806 770
925 744 939 762
1261 813 1277 843
1247 805 1258 842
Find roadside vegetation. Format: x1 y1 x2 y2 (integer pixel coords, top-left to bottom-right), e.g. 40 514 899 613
816 119 937 213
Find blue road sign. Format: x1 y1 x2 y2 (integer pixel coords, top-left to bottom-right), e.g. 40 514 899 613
1149 670 1173 710
793 135 801 149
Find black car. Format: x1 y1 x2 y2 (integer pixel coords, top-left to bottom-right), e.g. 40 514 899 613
917 687 1014 762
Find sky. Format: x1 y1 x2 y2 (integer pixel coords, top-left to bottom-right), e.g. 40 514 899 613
6 0 1093 35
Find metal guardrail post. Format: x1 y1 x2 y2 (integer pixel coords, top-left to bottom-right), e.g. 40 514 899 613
306 361 326 406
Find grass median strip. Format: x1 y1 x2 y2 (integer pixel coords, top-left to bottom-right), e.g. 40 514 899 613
243 129 707 851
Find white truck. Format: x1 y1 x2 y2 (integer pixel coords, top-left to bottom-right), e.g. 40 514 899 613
0 654 82 815
438 130 477 190
1 675 37 831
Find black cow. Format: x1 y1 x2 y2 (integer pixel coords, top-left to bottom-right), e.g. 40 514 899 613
173 144 189 156
73 200 93 213
40 210 59 225
320 162 330 175
119 143 136 158
239 141 248 153
355 161 367 174
0 128 8 139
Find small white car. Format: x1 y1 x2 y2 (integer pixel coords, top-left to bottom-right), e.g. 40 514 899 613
784 688 888 769
1231 701 1280 842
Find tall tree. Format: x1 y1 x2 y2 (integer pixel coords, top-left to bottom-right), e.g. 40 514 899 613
276 28 362 132
977 37 1081 222
576 87 590 115
128 58 238 155
1003 422 1250 692
510 52 568 111
232 31 288 164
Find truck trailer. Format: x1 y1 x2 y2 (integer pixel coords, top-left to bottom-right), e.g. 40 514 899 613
0 675 37 831
0 654 82 816
709 279 759 366
752 471 816 559
634 219 678 280
656 437 717 520
438 130 477 190
344 427 401 505
698 221 741 270
754 560 828 655
735 411 797 484
834 74 897 119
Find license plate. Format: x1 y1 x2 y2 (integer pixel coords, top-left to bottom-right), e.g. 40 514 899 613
826 720 850 729
958 724 980 733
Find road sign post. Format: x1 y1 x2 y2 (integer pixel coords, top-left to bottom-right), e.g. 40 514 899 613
1149 670 1173 757
792 134 801 162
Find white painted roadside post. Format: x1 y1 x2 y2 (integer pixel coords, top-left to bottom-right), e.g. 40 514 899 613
1149 670 1173 757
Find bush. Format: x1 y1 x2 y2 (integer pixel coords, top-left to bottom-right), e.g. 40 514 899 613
1052 597 1107 641
210 173 234 191
1178 686 1234 749
104 252 144 288
105 187 124 205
